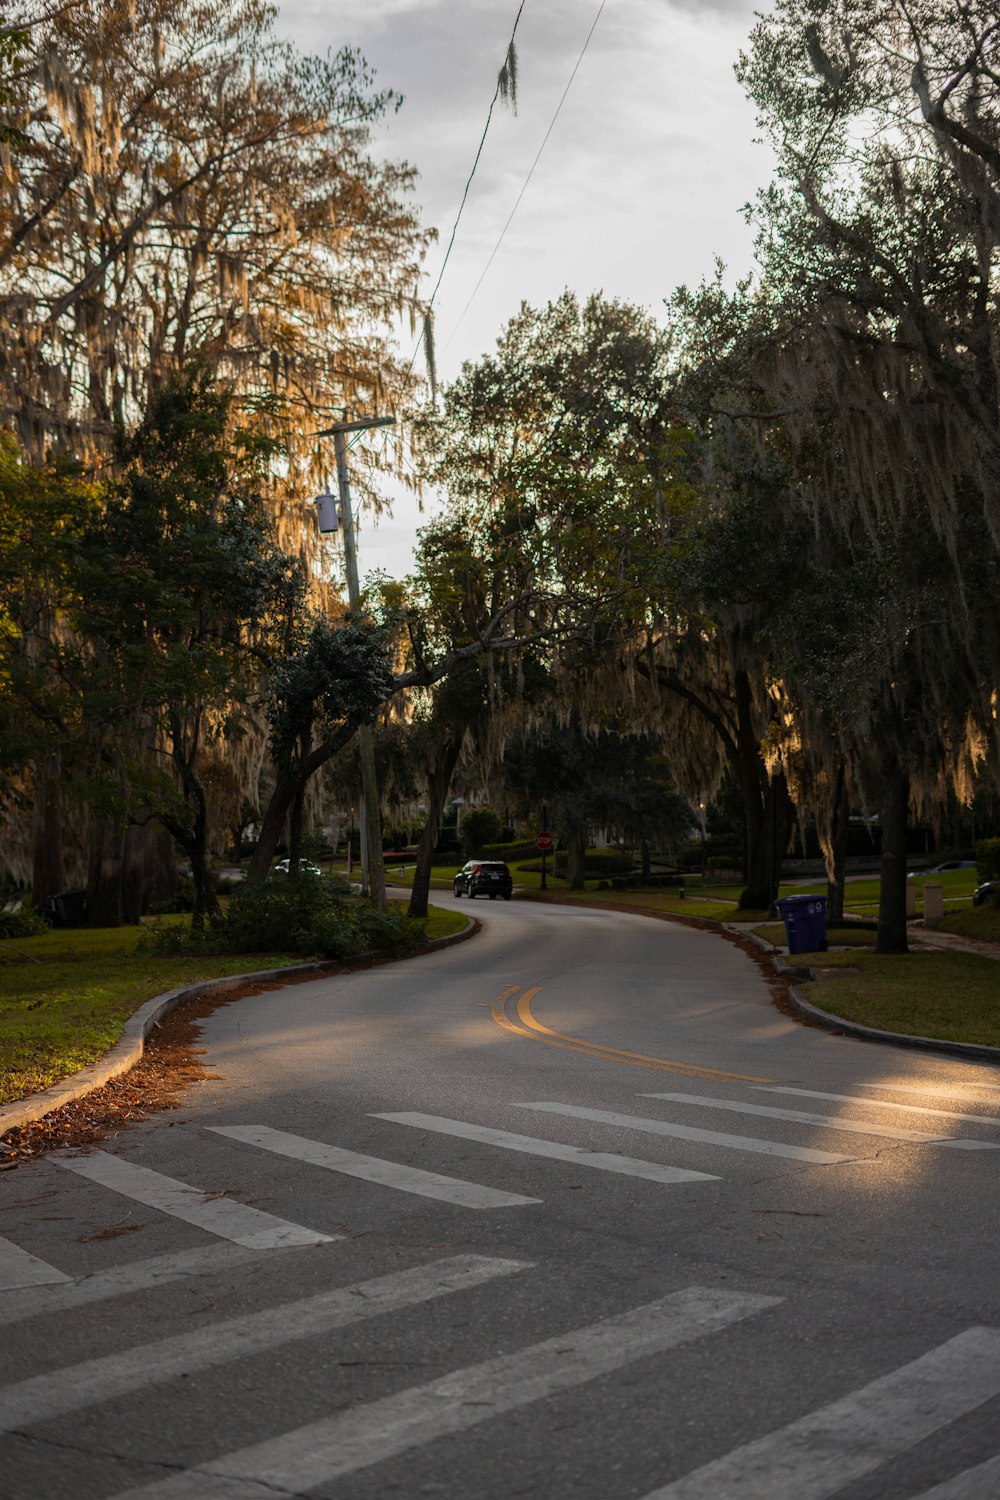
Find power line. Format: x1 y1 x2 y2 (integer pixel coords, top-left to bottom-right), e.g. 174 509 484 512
426 0 528 316
442 0 608 355
372 0 528 467
396 0 528 399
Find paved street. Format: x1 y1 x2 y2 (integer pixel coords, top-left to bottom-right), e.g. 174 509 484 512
3 896 1000 1499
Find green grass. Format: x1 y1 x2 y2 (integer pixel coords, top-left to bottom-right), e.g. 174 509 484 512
0 900 470 1108
0 925 311 1106
753 923 878 949
793 949 1000 1049
422 904 469 941
937 902 1000 942
524 885 751 923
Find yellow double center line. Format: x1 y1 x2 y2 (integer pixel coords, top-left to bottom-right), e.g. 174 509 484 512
491 984 773 1084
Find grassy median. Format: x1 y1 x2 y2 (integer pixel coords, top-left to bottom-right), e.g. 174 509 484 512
0 902 468 1108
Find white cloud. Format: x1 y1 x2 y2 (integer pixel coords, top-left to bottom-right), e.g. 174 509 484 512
274 0 775 576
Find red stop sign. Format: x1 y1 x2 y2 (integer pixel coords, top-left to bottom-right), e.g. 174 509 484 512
534 831 554 852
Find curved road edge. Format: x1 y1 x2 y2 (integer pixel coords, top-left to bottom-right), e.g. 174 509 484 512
0 917 481 1139
734 927 1000 1069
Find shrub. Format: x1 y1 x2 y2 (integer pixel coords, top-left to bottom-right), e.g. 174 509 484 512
221 877 423 959
151 874 196 913
581 852 634 875
460 807 503 856
975 838 1000 884
0 900 49 939
483 841 537 861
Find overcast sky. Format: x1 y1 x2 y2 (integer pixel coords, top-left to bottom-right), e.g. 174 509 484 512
274 0 775 577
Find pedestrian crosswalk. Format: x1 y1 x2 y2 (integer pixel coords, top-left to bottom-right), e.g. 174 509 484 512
4 1077 999 1296
0 1254 527 1436
638 1326 1000 1499
3 1075 1000 1499
207 1122 542 1209
512 1100 858 1163
52 1148 337 1248
372 1109 720 1184
641 1090 1000 1148
106 1285 779 1500
3 1252 1000 1500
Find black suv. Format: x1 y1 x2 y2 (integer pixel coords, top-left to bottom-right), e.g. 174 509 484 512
453 860 513 900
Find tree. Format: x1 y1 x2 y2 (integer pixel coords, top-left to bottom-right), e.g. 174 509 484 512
1 0 430 523
0 433 99 903
460 806 503 857
249 617 395 884
731 0 1000 946
71 369 304 927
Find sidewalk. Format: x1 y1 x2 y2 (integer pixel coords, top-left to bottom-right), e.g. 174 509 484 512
909 924 1000 961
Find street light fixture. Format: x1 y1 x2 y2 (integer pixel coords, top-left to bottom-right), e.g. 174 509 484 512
315 414 395 912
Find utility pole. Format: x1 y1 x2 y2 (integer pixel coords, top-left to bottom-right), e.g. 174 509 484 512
317 415 394 912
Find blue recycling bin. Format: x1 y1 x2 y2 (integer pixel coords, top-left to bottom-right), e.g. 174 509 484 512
776 894 827 954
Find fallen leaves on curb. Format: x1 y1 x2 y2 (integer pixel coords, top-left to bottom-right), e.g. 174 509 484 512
0 975 308 1167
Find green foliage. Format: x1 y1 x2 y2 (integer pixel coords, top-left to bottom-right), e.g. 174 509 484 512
975 839 1000 884
266 616 394 771
220 878 424 959
0 899 49 939
460 806 503 855
0 925 309 1105
150 875 196 914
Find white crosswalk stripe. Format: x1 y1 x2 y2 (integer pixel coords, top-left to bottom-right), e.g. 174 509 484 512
51 1150 335 1248
513 1102 854 1163
209 1123 542 1208
106 1284 779 1500
858 1080 1000 1104
910 1452 1000 1498
0 1234 70 1291
0 1242 326 1328
372 1111 719 1184
0 1253 527 1435
638 1326 1000 1499
757 1084 1000 1130
642 1091 1000 1149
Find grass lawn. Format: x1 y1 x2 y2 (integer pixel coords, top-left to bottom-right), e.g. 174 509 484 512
937 903 1000 942
790 948 1000 1049
0 900 466 1108
525 886 752 924
423 905 469 940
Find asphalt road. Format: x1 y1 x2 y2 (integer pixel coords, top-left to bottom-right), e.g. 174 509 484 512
4 894 1000 1500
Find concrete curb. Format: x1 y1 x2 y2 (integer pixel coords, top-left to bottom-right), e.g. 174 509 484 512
734 926 1000 1069
0 917 479 1139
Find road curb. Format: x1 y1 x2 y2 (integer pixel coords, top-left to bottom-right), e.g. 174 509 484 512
735 927 1000 1068
0 916 479 1140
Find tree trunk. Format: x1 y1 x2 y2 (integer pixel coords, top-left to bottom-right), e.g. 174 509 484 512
248 768 300 883
86 815 125 927
247 725 358 884
408 728 466 920
565 829 586 890
742 773 793 911
876 760 910 954
121 820 155 925
188 782 222 933
287 778 305 875
640 837 652 886
826 767 849 925
733 670 773 909
31 755 65 910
